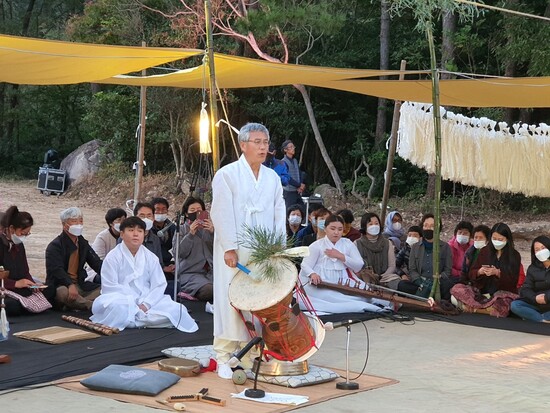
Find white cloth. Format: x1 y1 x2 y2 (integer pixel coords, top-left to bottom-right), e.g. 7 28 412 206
210 154 286 343
299 237 391 313
86 228 118 282
90 242 198 332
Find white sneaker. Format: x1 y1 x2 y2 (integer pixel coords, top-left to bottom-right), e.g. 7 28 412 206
217 362 233 379
205 302 214 314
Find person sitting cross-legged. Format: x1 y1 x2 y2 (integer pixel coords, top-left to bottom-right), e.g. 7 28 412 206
91 216 198 332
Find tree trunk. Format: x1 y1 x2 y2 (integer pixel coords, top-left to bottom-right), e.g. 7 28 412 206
503 0 519 125
441 10 456 77
294 84 343 195
375 0 390 148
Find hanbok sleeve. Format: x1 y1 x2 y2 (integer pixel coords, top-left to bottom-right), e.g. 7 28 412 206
141 252 168 309
211 170 239 252
343 240 364 273
300 242 321 277
273 176 286 241
99 251 127 295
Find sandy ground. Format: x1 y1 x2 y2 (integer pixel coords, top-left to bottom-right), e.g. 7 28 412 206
1 180 550 411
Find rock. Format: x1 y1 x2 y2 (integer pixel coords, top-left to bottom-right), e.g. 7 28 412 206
60 140 103 186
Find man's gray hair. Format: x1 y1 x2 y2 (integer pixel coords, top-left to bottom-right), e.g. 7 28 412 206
60 207 83 222
238 123 270 143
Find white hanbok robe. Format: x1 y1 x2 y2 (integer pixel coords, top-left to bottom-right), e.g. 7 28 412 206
211 155 286 343
90 242 198 332
299 236 392 313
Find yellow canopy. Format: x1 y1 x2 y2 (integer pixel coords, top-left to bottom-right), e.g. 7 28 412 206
1 34 549 108
0 34 200 85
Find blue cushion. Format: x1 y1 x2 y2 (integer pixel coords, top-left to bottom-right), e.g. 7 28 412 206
80 364 180 396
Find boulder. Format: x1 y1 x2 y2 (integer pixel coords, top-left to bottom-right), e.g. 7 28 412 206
60 140 103 185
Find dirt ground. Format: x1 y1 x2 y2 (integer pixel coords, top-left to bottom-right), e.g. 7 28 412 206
1 178 547 280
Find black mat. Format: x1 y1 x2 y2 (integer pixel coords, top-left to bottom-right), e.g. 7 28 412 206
400 306 550 336
0 301 213 391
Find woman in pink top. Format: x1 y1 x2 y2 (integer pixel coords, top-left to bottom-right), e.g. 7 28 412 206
448 221 474 280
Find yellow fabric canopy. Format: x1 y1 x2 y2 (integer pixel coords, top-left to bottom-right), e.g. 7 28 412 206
0 34 200 85
1 34 549 108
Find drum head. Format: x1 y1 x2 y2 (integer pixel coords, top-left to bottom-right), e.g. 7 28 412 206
229 258 297 312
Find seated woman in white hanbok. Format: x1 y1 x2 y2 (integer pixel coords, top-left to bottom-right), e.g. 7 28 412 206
299 215 392 314
91 216 198 333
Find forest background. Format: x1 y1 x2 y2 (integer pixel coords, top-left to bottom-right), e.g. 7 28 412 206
1 0 550 213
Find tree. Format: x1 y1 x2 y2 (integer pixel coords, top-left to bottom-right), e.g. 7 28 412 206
375 0 390 148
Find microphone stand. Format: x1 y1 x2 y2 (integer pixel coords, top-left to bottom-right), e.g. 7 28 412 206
172 212 181 302
336 325 359 390
245 339 266 399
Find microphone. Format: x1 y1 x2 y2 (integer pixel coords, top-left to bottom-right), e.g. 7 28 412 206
157 220 176 238
323 319 363 331
227 336 263 368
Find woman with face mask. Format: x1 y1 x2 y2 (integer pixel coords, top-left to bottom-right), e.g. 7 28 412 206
382 211 406 252
450 222 523 317
0 206 54 315
459 224 491 281
447 221 474 280
286 204 304 247
395 225 423 279
301 207 331 247
355 212 401 290
510 236 550 323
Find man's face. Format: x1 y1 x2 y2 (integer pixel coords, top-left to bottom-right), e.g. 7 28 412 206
136 207 154 220
63 216 83 232
121 226 145 249
240 131 269 164
284 143 296 158
154 203 168 215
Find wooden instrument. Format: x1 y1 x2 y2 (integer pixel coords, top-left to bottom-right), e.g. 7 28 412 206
61 315 120 335
167 388 226 407
158 358 200 377
316 279 459 315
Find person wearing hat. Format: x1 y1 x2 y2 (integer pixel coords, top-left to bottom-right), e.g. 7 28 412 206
281 139 305 208
263 143 291 186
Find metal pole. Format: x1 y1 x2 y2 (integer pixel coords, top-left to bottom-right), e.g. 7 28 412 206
380 59 407 223
205 0 220 172
134 41 147 203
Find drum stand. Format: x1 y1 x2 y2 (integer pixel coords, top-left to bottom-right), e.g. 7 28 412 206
245 339 266 398
336 325 359 390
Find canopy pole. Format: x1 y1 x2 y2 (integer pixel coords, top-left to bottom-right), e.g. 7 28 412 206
380 59 407 223
134 41 147 205
205 0 220 172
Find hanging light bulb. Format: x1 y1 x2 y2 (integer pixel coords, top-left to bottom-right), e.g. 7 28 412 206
199 102 212 154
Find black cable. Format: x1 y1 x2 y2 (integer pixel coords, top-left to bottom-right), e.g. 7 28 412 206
338 321 370 382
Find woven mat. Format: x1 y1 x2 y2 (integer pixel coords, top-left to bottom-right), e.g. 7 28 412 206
57 362 398 413
13 326 100 344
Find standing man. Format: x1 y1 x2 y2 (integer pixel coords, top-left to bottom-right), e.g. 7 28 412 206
281 139 305 208
211 123 286 379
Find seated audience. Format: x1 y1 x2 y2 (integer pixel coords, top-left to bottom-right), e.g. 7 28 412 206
151 197 176 277
301 207 331 247
286 204 304 247
46 207 102 311
382 211 406 251
86 207 126 281
354 212 400 290
298 214 392 314
395 225 423 278
0 206 54 315
296 203 324 245
91 217 198 332
448 220 474 281
175 197 214 302
397 213 453 300
337 209 361 242
461 224 491 279
133 202 163 264
451 222 523 317
510 236 550 323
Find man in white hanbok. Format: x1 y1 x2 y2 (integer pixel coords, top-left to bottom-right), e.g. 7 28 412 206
90 217 198 333
211 123 286 379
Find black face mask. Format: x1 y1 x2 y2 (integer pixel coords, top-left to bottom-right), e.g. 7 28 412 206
187 212 197 222
423 229 434 240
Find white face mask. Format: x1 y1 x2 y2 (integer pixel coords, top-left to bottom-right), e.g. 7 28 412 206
492 239 507 250
68 224 83 237
474 240 487 250
142 218 154 231
154 214 167 223
535 248 550 262
406 236 419 246
367 225 380 236
288 215 302 225
392 222 402 231
456 234 470 245
113 223 121 232
311 217 317 226
11 233 26 244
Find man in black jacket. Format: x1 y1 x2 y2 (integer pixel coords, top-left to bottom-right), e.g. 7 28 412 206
45 207 102 311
